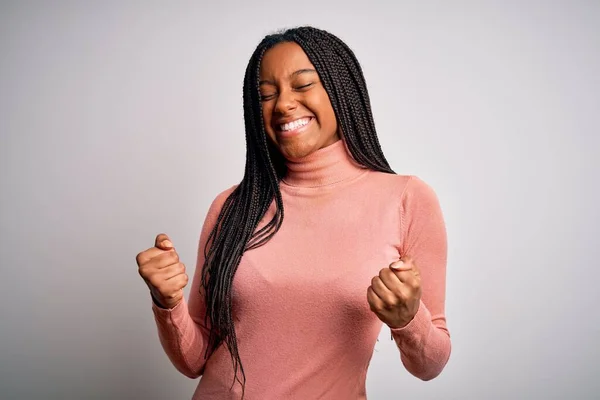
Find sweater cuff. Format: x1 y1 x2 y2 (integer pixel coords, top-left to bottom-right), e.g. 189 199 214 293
151 297 190 329
389 300 431 339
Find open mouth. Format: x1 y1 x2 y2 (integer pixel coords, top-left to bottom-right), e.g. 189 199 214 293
276 117 313 137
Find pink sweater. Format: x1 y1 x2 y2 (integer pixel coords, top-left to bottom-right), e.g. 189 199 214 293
152 139 451 399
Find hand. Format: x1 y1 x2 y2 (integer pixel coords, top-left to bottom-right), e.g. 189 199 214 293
367 257 422 329
135 233 188 309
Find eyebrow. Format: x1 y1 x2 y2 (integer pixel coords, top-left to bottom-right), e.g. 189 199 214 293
259 68 317 86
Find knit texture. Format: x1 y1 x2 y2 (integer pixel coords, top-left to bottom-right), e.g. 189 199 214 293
152 139 451 399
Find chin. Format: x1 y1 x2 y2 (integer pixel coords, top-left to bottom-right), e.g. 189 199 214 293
277 140 319 160
280 146 310 160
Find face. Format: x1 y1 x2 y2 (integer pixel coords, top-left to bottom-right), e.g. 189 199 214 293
259 41 340 160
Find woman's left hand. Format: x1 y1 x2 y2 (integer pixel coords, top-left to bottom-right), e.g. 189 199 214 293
367 257 422 329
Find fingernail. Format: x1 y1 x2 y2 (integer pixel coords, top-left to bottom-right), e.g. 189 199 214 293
391 260 411 271
390 261 404 270
161 240 173 248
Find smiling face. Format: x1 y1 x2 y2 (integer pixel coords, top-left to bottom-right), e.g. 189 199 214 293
259 41 340 160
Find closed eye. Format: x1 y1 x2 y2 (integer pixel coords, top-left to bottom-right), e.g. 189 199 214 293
295 83 314 90
260 93 276 102
260 82 316 101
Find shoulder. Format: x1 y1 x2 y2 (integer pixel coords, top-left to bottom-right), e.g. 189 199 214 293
367 171 441 211
367 171 436 200
398 175 444 223
205 183 239 220
212 183 239 205
402 175 440 203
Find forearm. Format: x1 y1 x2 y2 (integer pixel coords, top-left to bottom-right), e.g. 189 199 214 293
390 300 451 380
152 298 210 378
393 175 451 379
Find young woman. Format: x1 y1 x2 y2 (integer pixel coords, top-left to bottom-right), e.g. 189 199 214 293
136 26 451 400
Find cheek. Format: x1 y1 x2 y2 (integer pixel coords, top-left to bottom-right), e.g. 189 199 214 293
315 96 337 130
261 104 277 142
261 103 270 126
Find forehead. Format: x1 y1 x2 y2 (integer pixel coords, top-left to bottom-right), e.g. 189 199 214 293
259 42 315 79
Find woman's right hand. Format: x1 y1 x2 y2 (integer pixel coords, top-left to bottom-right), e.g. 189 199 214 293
136 233 188 309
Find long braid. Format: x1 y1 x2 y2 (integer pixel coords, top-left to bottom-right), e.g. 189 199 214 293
199 26 395 398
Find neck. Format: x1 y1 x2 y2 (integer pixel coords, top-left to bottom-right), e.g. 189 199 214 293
281 139 367 188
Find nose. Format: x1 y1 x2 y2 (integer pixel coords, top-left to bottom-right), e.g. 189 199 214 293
274 88 297 115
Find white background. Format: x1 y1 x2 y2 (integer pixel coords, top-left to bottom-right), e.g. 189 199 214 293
1 1 598 399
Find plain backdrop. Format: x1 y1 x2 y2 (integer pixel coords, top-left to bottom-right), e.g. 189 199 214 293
1 1 599 399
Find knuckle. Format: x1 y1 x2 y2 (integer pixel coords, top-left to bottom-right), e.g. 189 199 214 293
383 297 393 309
409 276 420 290
179 274 188 289
367 298 377 311
179 271 188 282
138 265 150 278
396 290 406 302
135 252 144 266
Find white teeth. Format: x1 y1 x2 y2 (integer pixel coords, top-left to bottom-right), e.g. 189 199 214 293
280 118 310 132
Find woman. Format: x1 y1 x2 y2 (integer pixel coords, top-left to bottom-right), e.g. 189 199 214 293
136 26 451 399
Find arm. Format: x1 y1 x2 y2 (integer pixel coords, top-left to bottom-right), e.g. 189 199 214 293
151 186 235 378
390 176 451 380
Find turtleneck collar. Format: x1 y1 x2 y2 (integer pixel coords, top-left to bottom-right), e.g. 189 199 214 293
281 139 368 188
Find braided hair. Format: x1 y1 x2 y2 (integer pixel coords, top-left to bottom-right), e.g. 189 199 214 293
200 26 395 397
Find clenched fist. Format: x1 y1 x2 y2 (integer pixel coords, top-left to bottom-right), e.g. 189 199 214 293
136 233 188 309
367 257 422 329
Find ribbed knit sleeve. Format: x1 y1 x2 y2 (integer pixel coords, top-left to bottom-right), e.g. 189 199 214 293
151 185 236 378
390 176 452 380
